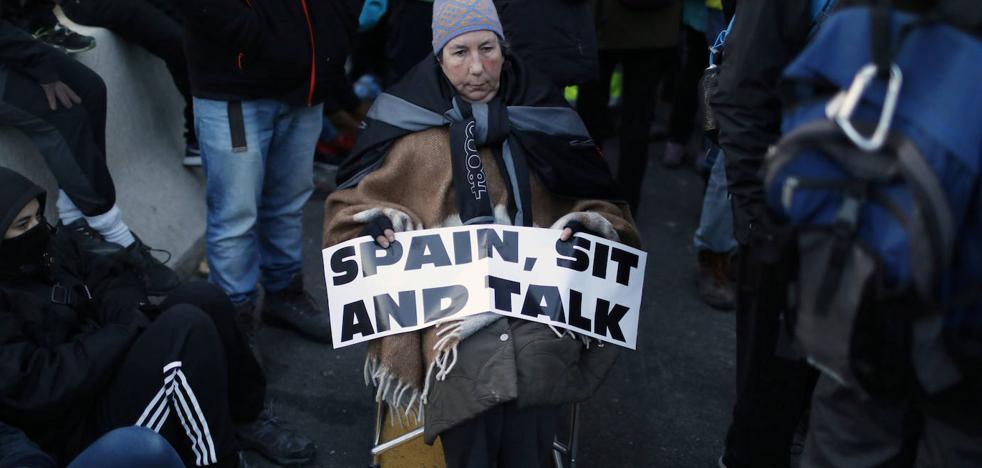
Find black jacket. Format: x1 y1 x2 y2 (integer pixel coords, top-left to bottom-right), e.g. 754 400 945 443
494 0 598 87
0 422 54 468
174 0 360 106
0 232 147 460
710 0 811 247
0 20 59 83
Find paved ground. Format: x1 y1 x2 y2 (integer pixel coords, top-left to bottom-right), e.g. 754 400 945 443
247 139 738 467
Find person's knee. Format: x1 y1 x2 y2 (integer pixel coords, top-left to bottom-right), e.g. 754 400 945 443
157 304 219 337
84 427 183 468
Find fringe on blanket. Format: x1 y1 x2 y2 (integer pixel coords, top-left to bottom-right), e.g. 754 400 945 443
364 357 425 428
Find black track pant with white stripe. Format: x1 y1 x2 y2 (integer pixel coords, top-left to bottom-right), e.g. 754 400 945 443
89 305 241 467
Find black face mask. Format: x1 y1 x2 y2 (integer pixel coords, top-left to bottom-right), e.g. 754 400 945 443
0 218 53 277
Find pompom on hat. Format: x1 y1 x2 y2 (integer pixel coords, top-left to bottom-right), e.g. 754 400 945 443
431 0 505 54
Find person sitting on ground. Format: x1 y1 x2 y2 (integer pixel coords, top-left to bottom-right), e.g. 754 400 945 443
0 167 316 467
1 422 184 468
0 17 178 295
324 0 641 465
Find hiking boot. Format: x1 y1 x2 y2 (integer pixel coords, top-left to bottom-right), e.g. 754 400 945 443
697 250 735 310
60 219 179 295
234 300 264 368
236 404 316 466
663 141 686 168
262 274 331 343
34 24 96 54
122 236 180 296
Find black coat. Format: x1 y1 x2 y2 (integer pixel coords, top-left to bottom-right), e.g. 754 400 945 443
173 0 361 106
0 232 147 459
0 422 54 468
494 0 598 87
710 0 811 247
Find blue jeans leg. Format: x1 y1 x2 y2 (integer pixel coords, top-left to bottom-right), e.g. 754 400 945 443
694 148 738 253
196 97 277 304
67 427 184 468
257 103 322 293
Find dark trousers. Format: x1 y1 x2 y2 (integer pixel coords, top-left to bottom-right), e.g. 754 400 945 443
803 376 982 467
439 402 560 468
723 245 819 468
577 48 674 213
61 0 195 144
0 41 115 216
81 282 264 467
667 25 708 146
159 281 266 423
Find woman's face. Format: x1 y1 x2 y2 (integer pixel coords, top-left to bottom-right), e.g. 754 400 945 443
4 199 40 240
440 30 504 104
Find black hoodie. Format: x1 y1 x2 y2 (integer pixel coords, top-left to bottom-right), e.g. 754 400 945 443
0 168 147 463
174 0 360 106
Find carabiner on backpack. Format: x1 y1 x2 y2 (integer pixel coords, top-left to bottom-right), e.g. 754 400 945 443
826 63 903 152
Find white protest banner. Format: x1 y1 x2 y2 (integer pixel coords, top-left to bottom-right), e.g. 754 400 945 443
322 225 646 350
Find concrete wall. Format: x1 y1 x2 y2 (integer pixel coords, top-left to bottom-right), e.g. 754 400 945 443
0 18 205 276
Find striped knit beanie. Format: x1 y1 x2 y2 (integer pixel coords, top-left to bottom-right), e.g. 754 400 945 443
431 0 505 54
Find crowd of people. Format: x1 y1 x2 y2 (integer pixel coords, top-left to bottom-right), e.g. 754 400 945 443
1 0 979 467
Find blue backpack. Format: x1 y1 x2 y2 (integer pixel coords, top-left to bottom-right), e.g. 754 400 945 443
765 6 982 397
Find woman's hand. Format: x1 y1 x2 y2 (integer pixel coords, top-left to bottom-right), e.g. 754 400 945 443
353 207 416 248
551 212 620 242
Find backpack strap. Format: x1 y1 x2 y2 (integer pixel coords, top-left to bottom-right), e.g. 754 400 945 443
769 119 957 302
49 283 92 308
870 0 894 79
892 134 957 299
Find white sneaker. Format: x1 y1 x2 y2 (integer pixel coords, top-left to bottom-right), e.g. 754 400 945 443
182 143 202 167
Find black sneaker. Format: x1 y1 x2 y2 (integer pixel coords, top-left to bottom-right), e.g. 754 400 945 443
236 404 316 466
122 237 180 296
262 274 331 343
34 24 96 54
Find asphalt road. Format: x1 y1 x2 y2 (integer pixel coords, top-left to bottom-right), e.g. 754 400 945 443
248 140 737 468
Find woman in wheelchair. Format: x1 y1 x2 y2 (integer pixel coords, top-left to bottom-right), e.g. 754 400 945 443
324 0 641 466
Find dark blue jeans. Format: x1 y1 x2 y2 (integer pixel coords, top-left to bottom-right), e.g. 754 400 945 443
67 427 183 468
